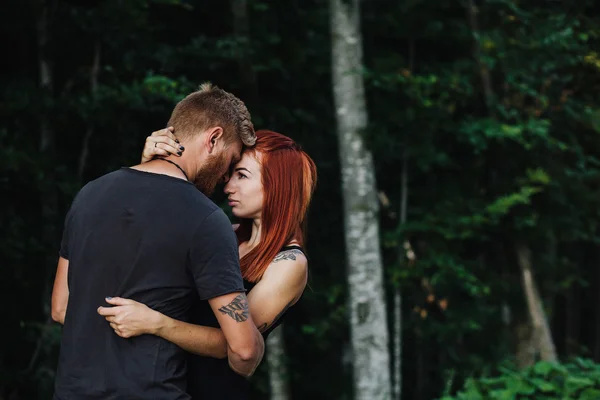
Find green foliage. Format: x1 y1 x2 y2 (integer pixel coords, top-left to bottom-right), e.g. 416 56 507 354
441 359 600 400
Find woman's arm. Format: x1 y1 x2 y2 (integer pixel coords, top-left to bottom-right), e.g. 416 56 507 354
246 249 308 333
97 250 307 357
98 297 228 359
156 315 228 359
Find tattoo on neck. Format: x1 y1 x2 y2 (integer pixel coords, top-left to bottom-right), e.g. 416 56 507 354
218 294 250 322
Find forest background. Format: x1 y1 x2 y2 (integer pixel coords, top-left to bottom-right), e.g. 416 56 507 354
2 0 600 399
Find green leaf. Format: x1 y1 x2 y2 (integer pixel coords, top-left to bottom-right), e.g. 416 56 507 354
533 361 556 377
565 376 595 392
530 378 557 393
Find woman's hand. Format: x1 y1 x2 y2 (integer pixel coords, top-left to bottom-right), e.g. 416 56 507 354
141 127 184 163
97 297 164 338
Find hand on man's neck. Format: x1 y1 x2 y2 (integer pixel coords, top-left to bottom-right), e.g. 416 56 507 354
132 156 192 182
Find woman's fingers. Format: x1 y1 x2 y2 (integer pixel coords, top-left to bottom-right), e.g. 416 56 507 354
146 136 182 156
109 321 131 338
105 297 136 306
141 141 173 162
97 306 118 317
150 127 178 143
156 140 182 156
149 134 181 151
141 127 183 163
145 145 170 158
150 126 174 137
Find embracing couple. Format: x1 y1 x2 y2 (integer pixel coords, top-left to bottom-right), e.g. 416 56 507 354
51 83 317 399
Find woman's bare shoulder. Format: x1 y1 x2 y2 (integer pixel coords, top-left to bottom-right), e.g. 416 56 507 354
264 244 308 280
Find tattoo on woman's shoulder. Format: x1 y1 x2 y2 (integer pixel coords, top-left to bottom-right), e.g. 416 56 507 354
273 249 303 263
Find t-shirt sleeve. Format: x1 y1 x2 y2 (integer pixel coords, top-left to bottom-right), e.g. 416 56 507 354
189 208 245 300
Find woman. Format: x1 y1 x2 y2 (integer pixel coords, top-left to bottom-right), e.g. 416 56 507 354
97 128 317 398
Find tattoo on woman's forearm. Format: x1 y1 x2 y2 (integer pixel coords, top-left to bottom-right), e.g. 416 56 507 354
258 299 295 333
257 323 268 332
219 294 250 322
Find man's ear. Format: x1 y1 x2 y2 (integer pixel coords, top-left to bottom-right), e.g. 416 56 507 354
206 127 224 154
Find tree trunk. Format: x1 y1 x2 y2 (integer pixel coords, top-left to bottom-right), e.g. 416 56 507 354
330 0 391 398
415 328 425 400
515 243 557 363
37 0 57 257
393 151 408 400
595 248 600 361
565 284 580 356
30 0 58 383
267 325 291 400
515 320 536 368
231 0 259 109
37 0 53 153
78 41 101 181
393 291 402 399
465 0 495 116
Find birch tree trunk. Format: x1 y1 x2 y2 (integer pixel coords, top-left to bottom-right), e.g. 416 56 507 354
393 151 408 400
516 243 558 363
330 0 391 398
267 325 291 400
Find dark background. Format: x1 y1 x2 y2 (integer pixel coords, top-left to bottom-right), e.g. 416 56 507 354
2 0 600 399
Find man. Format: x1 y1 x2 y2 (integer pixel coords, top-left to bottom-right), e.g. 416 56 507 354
51 83 264 399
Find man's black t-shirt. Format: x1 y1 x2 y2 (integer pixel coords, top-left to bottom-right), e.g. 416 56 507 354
54 168 245 400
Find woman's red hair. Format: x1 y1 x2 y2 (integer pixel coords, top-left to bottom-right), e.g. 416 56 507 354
236 130 317 282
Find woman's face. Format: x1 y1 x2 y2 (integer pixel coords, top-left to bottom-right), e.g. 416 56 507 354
224 152 264 219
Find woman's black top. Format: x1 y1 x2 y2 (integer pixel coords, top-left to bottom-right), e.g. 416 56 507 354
187 245 305 399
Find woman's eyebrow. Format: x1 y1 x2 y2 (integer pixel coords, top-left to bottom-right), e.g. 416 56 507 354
235 167 252 174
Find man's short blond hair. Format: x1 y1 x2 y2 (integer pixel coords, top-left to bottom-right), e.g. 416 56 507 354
167 83 256 146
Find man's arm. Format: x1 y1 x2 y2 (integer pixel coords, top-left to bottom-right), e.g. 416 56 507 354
209 292 265 377
189 209 263 375
51 257 69 324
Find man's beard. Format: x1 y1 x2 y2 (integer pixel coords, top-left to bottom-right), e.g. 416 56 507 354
194 152 228 196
